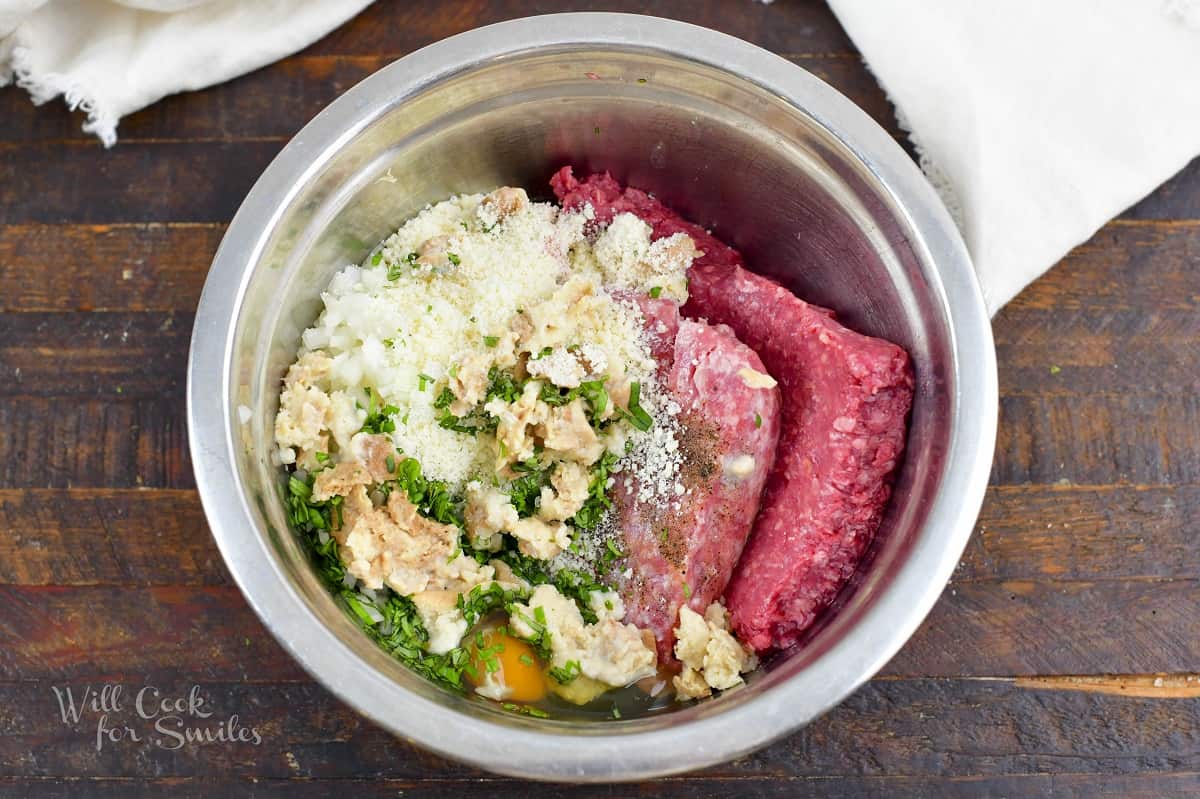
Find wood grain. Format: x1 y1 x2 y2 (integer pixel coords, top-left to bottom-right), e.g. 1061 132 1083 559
0 398 192 489
0 580 1195 682
882 579 1200 677
0 312 189 397
1003 220 1200 312
2 217 1195 314
3 678 1198 779
1123 157 1200 221
3 142 1199 228
993 393 1200 485
4 774 1200 799
0 142 282 225
4 482 1198 587
4 389 1196 489
959 485 1200 581
0 490 227 586
305 0 857 60
0 54 894 144
0 587 306 683
994 308 1200 396
2 0 1199 794
1015 674 1200 699
7 304 1200 400
0 224 221 313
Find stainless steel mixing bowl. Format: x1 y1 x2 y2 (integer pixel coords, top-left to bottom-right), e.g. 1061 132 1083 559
187 13 997 781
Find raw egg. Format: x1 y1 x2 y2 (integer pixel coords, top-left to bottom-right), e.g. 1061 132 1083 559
468 629 547 703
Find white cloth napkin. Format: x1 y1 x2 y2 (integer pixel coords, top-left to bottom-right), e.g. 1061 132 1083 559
826 0 1200 312
0 0 372 147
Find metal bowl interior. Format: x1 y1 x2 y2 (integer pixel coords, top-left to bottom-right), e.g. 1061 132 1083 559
187 13 996 782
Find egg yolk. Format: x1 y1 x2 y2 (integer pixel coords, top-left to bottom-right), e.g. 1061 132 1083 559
469 629 547 703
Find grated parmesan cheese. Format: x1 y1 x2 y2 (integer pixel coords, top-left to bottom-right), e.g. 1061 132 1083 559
276 185 708 684
279 192 690 491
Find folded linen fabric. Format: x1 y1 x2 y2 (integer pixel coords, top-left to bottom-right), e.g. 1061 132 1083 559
827 0 1200 311
0 0 373 146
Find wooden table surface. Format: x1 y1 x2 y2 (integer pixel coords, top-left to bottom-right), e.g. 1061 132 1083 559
2 2 1198 796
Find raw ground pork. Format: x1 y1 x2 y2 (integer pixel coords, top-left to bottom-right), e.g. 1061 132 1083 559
611 296 781 662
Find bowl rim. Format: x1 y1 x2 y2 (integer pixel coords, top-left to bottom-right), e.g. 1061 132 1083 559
187 12 997 782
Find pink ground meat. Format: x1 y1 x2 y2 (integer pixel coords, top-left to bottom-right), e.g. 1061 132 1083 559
553 167 915 654
611 297 781 662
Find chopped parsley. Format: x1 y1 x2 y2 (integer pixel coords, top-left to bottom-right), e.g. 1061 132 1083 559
502 702 549 718
570 450 619 530
284 472 344 574
616 381 653 432
447 252 461 266
603 538 626 565
434 385 486 435
371 593 476 689
510 604 553 661
576 380 609 421
538 378 609 427
285 447 628 696
485 367 523 404
481 545 550 586
553 567 607 624
648 286 662 299
344 593 377 626
283 473 476 691
755 412 762 429
283 344 652 700
548 659 582 685
458 582 525 627
370 252 383 266
433 367 525 435
385 455 462 526
360 387 398 434
507 457 552 517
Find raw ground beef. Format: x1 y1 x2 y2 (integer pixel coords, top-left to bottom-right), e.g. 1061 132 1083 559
610 297 781 662
553 167 914 654
685 262 913 653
